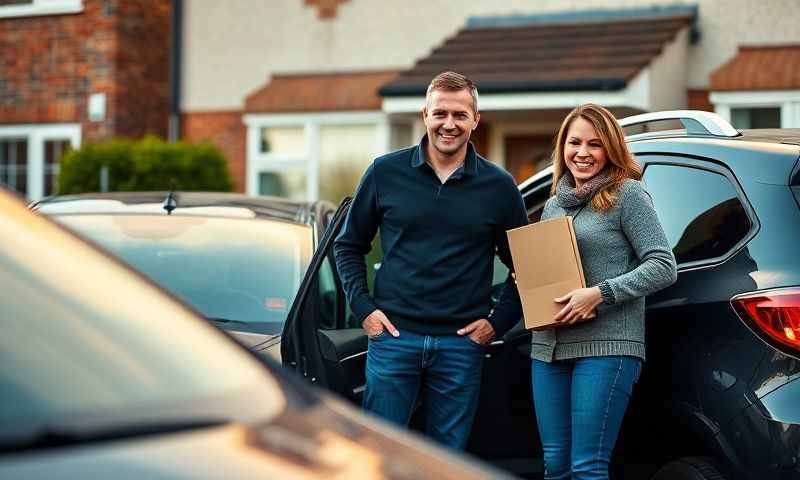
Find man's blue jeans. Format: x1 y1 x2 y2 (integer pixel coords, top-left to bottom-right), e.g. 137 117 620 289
532 356 642 480
364 329 484 449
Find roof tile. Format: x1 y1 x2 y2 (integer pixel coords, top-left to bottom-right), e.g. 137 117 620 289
380 15 691 96
711 45 800 91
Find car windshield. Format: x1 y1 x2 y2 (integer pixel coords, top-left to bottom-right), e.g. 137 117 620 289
0 192 285 445
53 214 313 335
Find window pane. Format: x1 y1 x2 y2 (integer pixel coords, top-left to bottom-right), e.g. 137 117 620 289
731 107 781 129
44 139 71 196
317 253 339 330
643 164 751 264
260 126 305 155
259 170 307 200
391 123 413 150
318 124 375 203
0 138 28 195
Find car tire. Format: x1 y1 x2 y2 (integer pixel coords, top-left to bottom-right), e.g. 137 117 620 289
651 457 727 480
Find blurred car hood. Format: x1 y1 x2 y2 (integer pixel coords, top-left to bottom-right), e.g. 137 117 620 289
0 387 513 480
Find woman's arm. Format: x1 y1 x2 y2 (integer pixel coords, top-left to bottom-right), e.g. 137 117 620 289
597 180 678 305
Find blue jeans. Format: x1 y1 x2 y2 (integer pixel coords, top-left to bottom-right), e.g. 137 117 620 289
364 329 484 449
532 356 642 480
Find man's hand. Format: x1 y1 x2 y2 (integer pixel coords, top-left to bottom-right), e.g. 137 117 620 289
553 287 602 325
362 309 399 337
457 318 495 345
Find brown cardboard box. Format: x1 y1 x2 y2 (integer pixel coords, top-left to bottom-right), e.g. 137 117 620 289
507 216 595 330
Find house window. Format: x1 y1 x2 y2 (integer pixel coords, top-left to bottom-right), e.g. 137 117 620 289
0 139 28 195
730 107 781 129
711 90 800 129
0 0 82 18
260 127 305 155
245 112 392 202
0 124 80 200
319 124 376 203
259 170 307 201
44 139 71 196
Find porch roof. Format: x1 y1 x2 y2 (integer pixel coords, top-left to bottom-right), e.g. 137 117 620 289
245 70 399 113
379 6 695 97
711 44 800 91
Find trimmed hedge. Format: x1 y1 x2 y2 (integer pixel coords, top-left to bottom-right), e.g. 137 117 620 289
58 136 234 194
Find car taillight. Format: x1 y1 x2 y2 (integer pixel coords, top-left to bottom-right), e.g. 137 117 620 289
731 288 800 353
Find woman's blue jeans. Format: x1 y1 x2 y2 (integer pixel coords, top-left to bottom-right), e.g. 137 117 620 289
532 356 642 480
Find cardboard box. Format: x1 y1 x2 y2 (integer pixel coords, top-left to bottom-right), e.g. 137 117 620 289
507 216 595 330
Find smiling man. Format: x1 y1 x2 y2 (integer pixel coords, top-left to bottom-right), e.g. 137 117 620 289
334 71 528 449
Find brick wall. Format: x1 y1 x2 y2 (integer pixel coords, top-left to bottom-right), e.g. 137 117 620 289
182 111 246 192
687 89 714 112
115 0 171 138
0 0 171 141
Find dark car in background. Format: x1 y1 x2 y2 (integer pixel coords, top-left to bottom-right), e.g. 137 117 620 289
0 187 516 480
279 111 800 479
32 192 337 359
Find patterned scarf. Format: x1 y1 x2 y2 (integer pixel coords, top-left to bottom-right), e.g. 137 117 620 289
555 170 613 208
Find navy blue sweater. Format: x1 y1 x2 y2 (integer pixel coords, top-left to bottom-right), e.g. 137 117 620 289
333 138 528 336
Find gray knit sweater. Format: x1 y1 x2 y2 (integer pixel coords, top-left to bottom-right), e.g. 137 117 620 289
531 178 677 362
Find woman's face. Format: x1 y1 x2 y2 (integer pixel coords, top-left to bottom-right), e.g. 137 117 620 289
564 116 608 188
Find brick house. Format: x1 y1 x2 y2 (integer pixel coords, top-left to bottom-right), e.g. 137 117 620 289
0 0 171 200
3 1 798 201
180 0 800 201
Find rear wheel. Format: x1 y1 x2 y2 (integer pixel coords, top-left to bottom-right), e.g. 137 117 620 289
651 457 726 480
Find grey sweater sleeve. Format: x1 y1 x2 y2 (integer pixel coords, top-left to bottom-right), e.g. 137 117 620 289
598 180 677 305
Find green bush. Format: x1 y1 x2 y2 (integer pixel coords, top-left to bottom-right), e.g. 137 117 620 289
58 136 234 194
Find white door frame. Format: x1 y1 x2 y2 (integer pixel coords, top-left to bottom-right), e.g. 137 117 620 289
0 123 81 201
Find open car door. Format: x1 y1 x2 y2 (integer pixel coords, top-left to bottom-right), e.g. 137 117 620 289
281 197 369 405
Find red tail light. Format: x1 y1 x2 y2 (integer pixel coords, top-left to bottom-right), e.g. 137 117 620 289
731 288 800 353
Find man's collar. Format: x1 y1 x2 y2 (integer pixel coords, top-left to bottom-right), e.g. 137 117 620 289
411 134 478 176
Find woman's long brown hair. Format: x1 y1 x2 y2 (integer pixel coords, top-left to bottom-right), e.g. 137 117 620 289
550 104 641 211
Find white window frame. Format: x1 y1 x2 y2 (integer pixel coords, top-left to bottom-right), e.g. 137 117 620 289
0 124 81 201
711 90 800 128
0 0 82 18
243 111 390 201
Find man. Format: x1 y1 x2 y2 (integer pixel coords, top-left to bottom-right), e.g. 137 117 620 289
333 71 527 449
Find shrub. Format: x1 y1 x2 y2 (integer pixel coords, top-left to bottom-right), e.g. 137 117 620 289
58 136 233 194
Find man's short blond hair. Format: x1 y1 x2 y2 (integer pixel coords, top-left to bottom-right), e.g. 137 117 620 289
425 71 479 114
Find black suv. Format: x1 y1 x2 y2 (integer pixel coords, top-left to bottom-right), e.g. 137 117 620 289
250 112 800 479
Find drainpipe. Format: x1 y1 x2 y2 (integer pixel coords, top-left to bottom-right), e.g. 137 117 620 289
168 0 183 142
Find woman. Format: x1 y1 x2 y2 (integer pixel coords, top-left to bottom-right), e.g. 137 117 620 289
531 104 677 479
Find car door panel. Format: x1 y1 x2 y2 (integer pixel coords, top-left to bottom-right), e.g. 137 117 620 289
317 328 368 403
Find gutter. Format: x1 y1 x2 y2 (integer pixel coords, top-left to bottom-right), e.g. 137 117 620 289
168 0 183 142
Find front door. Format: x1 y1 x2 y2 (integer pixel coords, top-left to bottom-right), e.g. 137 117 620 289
505 134 554 183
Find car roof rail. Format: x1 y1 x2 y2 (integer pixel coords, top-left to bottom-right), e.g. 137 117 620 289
619 110 740 138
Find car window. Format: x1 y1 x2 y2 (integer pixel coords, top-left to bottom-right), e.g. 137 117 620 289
54 214 313 334
0 193 284 433
642 164 752 265
318 252 342 329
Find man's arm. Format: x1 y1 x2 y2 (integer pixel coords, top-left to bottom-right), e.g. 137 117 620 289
487 183 528 337
333 163 381 324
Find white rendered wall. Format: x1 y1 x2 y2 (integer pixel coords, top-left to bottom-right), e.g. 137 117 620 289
182 0 800 111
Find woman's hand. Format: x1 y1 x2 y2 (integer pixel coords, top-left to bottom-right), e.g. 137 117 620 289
553 287 603 324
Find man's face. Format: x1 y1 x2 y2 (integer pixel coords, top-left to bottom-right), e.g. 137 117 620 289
422 89 479 157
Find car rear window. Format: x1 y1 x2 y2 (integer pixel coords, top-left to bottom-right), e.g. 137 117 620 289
792 186 800 208
643 164 752 265
55 214 313 334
